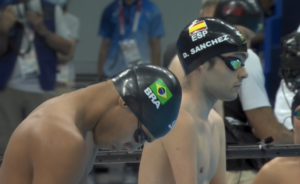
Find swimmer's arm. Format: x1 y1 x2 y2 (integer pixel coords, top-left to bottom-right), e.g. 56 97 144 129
138 140 165 184
245 107 294 144
162 115 198 184
210 116 227 184
57 39 77 63
31 132 87 184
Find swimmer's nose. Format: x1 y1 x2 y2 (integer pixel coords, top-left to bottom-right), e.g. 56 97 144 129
238 67 248 79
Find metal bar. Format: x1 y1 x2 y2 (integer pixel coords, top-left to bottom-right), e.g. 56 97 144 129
226 144 300 159
1 144 300 165
94 150 142 165
93 144 300 164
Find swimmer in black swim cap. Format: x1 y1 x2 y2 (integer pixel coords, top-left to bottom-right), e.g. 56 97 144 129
139 18 248 184
214 0 264 33
200 0 264 48
201 2 293 183
202 0 289 140
0 64 182 184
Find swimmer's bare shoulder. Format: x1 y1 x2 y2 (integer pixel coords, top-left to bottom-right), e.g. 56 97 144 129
8 105 87 184
30 114 88 184
162 108 199 184
251 157 285 184
139 109 198 184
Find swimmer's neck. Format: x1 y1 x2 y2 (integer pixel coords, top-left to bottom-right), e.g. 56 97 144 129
181 88 217 121
74 80 119 132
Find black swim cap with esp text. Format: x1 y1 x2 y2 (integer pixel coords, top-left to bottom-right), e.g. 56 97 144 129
176 17 247 75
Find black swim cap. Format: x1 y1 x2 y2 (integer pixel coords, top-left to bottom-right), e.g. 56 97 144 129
177 17 247 75
214 0 264 33
112 64 182 139
279 32 300 91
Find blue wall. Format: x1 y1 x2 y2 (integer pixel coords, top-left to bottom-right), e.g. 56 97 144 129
263 0 300 107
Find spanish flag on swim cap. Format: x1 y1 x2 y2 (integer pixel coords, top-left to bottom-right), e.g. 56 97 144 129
176 17 247 75
189 21 208 35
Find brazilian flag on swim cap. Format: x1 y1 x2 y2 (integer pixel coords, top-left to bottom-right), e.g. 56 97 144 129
112 64 182 139
149 79 173 105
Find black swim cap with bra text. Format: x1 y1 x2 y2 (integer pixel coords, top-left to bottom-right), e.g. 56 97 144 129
112 64 182 139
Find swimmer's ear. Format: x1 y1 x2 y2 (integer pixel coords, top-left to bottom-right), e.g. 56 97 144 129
118 97 128 108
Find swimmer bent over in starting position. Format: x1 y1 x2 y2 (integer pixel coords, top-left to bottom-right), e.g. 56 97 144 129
139 17 248 184
0 65 182 184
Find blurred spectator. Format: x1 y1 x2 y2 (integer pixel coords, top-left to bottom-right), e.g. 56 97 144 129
55 0 80 95
274 80 295 130
274 26 300 130
0 0 72 155
259 0 275 18
250 0 275 53
97 0 164 79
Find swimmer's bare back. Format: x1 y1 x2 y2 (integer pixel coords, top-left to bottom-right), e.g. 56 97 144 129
139 109 227 184
0 92 94 184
